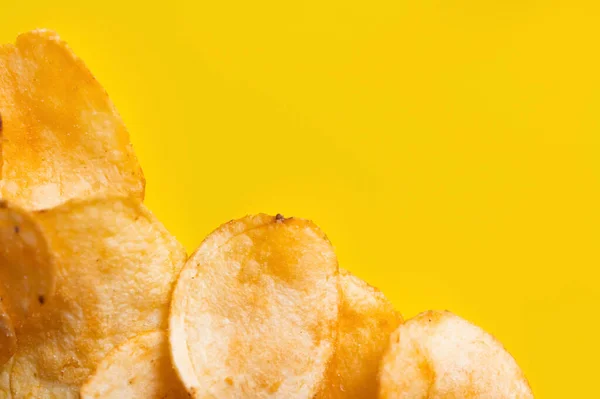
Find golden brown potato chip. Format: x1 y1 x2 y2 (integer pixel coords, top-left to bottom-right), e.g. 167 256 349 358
0 201 55 326
0 30 145 210
379 310 533 399
80 331 187 399
315 269 402 399
170 214 340 399
8 196 186 397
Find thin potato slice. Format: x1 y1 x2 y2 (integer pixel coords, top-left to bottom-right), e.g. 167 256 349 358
0 201 55 327
379 310 533 399
80 331 187 399
316 269 402 399
8 197 186 397
0 30 144 210
170 214 340 399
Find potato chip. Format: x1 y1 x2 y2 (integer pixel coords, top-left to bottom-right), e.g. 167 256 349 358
0 201 55 327
170 214 340 399
80 331 187 399
0 30 145 210
8 196 186 397
315 269 402 399
379 310 533 399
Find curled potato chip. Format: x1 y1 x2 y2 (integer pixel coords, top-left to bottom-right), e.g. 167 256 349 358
170 214 340 398
80 331 187 399
8 197 186 397
316 269 402 399
0 30 145 210
379 310 533 399
0 201 54 327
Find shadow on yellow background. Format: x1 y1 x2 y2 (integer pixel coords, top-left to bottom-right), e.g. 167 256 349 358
3 1 599 396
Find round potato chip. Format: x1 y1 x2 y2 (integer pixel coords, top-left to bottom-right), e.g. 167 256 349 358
0 201 55 327
0 30 145 210
315 269 402 399
8 196 186 397
379 310 533 399
170 214 340 398
80 331 187 399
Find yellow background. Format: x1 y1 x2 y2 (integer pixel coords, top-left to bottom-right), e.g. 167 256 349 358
2 1 599 396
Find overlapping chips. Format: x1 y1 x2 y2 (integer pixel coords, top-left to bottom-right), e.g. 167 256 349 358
379 310 534 399
81 330 187 398
316 269 402 399
0 29 534 399
0 29 145 211
7 197 186 397
169 214 340 398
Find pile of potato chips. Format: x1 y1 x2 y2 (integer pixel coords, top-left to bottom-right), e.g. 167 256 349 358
0 30 534 398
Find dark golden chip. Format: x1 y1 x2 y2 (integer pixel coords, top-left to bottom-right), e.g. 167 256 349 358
0 30 145 210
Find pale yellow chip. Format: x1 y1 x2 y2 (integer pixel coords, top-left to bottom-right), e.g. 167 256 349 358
316 269 402 399
379 310 533 399
0 30 145 210
80 331 187 399
170 214 340 398
8 196 186 397
0 201 54 326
